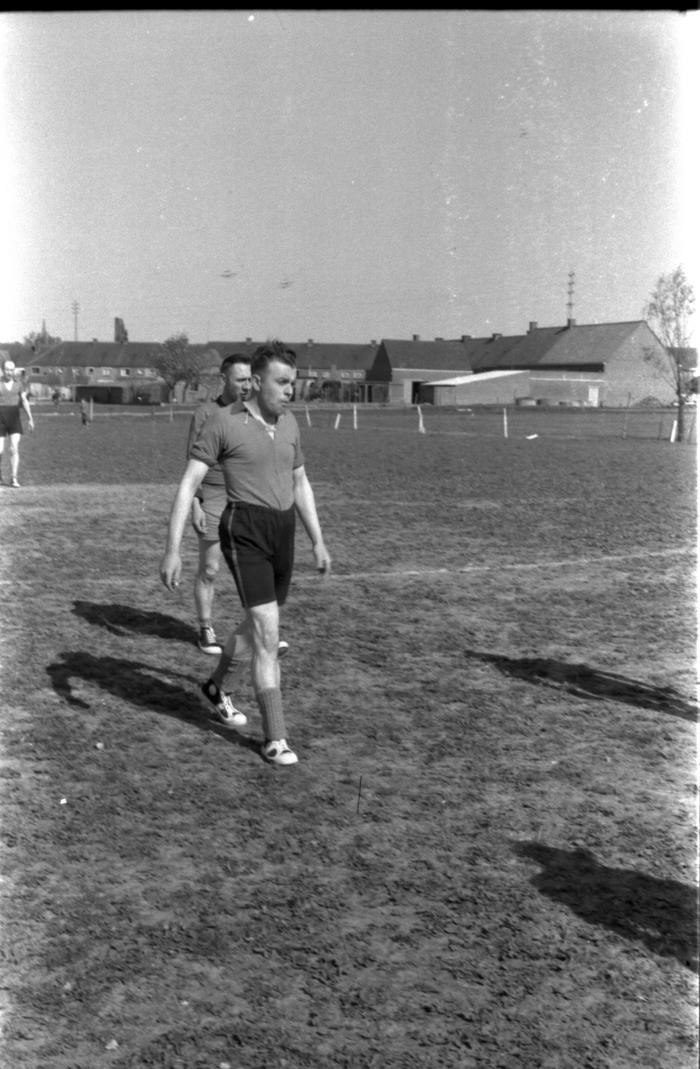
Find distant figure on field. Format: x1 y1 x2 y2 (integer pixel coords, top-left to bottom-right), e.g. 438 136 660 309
52 389 61 411
80 398 90 427
186 354 253 654
160 341 331 767
0 354 34 487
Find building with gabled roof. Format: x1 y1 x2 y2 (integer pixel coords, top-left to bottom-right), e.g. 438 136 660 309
474 319 675 407
366 336 475 403
396 320 677 408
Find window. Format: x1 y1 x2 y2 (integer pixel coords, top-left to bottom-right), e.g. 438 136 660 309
32 367 40 375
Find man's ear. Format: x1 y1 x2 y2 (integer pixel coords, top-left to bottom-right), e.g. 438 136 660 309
252 373 262 390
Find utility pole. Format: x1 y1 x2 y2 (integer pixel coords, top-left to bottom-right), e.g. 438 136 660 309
566 271 575 323
72 300 80 341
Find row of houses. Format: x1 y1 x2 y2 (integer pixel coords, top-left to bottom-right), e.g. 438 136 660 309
2 317 694 408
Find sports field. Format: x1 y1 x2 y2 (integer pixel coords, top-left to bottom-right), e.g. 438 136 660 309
0 404 697 1068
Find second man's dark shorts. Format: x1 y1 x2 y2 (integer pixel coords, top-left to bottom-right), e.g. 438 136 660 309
219 501 296 609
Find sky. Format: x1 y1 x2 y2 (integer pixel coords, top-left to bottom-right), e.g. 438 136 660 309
0 9 697 347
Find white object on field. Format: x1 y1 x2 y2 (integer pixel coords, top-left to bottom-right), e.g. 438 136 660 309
417 405 425 434
334 413 341 430
669 419 677 443
305 404 311 426
526 434 539 439
353 403 357 430
503 407 508 438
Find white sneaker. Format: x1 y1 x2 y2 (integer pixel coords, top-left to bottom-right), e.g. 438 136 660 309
262 739 298 766
200 680 247 728
278 640 290 658
10 478 20 488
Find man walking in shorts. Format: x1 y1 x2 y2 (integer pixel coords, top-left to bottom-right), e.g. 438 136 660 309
0 355 34 487
186 353 253 655
160 341 331 767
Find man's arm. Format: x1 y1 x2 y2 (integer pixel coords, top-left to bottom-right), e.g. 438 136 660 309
293 465 331 575
20 389 34 431
160 458 209 590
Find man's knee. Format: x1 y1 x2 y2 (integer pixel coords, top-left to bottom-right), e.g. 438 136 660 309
198 544 221 583
247 602 279 654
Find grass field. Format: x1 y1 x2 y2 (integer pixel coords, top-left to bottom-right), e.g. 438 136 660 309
0 407 697 1068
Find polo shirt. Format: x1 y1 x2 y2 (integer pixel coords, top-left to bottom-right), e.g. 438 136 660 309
186 395 228 490
189 403 304 511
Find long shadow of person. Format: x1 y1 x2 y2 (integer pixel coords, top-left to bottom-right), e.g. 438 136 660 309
71 600 194 645
46 651 260 757
513 840 698 972
464 649 698 722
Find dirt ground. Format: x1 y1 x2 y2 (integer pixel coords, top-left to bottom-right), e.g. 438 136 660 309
0 414 697 1067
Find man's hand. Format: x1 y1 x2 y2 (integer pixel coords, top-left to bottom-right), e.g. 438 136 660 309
313 542 332 577
191 497 207 536
160 550 183 591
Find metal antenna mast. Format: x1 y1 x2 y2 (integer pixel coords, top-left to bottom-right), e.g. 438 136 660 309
72 300 80 341
566 271 575 322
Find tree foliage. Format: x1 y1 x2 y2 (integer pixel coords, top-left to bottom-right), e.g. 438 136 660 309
152 332 202 399
644 267 696 443
24 327 62 352
644 266 695 350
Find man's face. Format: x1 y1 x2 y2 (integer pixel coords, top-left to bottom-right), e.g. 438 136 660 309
254 359 296 419
2 362 16 381
222 362 252 403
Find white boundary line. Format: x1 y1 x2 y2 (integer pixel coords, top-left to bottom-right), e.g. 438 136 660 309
0 545 692 588
295 545 694 583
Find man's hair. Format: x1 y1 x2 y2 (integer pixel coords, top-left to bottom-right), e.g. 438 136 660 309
251 340 297 378
220 352 252 373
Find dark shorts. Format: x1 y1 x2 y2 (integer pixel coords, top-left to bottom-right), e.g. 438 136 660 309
0 409 22 436
219 502 296 609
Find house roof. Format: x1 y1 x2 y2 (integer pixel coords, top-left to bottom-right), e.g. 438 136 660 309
208 340 379 373
378 339 473 372
470 321 652 372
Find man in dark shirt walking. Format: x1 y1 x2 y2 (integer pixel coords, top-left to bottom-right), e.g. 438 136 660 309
160 341 331 767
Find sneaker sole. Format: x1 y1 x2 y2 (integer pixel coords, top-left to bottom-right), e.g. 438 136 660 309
212 712 247 728
198 645 223 655
262 747 298 766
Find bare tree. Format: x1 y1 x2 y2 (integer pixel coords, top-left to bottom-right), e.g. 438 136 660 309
152 332 201 402
644 266 696 443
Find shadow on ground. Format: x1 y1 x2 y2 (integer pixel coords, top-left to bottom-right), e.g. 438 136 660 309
45 651 260 756
465 649 698 721
71 600 194 644
513 840 698 972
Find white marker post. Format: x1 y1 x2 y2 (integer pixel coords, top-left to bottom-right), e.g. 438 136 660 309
669 419 678 443
89 397 94 423
417 405 426 434
334 413 341 430
503 407 508 439
305 403 312 427
353 404 358 430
